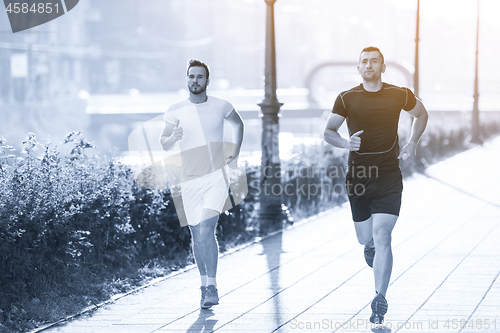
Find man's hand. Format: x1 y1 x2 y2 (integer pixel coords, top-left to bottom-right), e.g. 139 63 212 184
172 119 183 142
348 130 363 151
398 141 417 162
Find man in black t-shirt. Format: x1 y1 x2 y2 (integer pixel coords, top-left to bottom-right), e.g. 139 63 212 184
324 46 428 324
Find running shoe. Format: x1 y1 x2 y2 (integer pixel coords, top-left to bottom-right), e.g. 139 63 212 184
364 245 375 268
203 285 219 307
200 286 209 309
370 293 388 324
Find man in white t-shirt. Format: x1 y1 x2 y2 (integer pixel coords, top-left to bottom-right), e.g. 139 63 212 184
160 59 244 309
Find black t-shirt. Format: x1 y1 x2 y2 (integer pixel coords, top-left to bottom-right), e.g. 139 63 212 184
332 83 417 175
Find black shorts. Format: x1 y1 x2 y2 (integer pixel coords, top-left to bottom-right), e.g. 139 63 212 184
346 169 403 222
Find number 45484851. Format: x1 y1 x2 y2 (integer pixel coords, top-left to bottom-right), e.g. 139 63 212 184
6 2 59 14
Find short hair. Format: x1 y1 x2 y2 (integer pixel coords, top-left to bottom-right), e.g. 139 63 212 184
359 46 384 64
187 59 210 79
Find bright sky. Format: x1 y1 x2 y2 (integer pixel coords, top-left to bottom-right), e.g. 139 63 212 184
392 0 500 29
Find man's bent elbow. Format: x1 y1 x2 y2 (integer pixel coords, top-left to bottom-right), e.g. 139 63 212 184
323 128 329 140
160 136 170 151
323 128 335 142
416 108 428 122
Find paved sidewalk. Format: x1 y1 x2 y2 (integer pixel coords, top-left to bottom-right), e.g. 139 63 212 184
42 136 500 333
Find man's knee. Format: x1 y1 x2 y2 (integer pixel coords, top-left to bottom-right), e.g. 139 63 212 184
199 223 216 240
189 225 201 239
192 235 205 249
199 229 214 241
191 233 204 248
373 228 392 246
354 217 373 245
372 213 397 246
356 233 372 245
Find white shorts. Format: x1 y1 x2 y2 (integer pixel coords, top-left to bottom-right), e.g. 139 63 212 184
180 169 229 226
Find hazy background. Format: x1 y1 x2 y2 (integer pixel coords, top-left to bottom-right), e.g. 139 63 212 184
0 0 498 154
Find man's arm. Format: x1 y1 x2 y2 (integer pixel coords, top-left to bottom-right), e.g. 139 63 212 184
398 99 428 162
324 113 363 151
224 109 244 163
160 119 182 151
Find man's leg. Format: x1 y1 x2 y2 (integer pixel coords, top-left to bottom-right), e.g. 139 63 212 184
189 221 210 308
198 208 220 307
367 213 397 324
371 213 397 297
199 209 220 282
189 209 220 276
354 216 377 268
354 216 374 247
189 223 207 277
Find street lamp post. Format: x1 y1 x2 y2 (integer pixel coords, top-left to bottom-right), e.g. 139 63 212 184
472 0 481 143
259 0 283 234
414 0 420 98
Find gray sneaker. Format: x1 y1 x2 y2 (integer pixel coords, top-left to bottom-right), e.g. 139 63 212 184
203 285 219 307
364 245 375 268
200 286 209 309
370 293 388 324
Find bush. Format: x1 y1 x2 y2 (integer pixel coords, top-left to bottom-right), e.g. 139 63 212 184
0 132 184 331
400 111 500 175
280 142 348 219
0 132 260 332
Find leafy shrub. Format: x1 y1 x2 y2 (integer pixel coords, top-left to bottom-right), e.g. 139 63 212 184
0 132 259 332
0 132 185 331
400 111 500 175
280 142 348 219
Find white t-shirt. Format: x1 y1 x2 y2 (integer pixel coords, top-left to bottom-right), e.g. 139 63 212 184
163 96 234 180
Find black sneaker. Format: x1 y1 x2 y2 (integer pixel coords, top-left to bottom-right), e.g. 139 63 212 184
370 293 388 324
203 285 219 307
364 245 375 268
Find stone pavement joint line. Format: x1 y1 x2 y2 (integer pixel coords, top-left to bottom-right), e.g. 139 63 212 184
160 227 353 329
272 267 367 332
457 269 500 333
393 221 500 333
304 183 500 333
278 207 464 332
423 173 500 210
40 136 500 333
